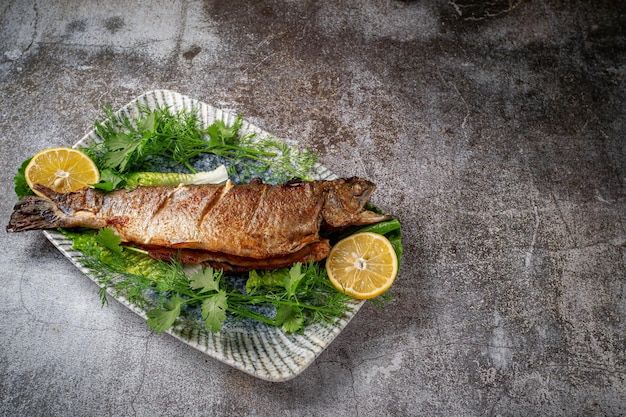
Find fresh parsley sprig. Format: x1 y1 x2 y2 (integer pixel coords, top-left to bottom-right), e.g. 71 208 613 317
85 104 319 189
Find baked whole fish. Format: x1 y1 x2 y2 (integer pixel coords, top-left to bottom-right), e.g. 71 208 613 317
7 177 391 271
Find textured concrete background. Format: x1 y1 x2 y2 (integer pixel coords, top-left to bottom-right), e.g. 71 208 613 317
1 1 625 416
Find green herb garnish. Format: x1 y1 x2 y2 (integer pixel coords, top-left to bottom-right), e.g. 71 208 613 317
66 228 353 334
85 104 319 189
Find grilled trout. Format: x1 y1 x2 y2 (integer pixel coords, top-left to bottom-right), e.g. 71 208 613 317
7 177 391 271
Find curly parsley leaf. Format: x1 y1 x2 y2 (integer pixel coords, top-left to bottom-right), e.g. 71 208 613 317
101 132 131 168
284 262 305 299
189 266 221 294
206 118 241 146
147 294 185 332
276 305 304 333
94 227 123 255
202 291 228 332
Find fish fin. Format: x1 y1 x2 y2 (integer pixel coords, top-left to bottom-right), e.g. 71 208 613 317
354 210 393 226
6 196 63 232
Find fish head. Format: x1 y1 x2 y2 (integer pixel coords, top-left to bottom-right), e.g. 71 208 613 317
335 176 376 210
322 177 391 229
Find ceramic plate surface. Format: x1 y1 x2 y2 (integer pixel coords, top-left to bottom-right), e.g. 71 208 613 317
43 90 364 382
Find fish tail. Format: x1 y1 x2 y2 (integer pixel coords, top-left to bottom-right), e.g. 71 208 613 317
6 196 63 232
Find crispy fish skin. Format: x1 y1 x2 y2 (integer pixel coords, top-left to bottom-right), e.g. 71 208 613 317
7 177 391 269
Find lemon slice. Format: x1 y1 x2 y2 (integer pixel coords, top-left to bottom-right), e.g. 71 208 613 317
326 232 398 299
25 147 100 197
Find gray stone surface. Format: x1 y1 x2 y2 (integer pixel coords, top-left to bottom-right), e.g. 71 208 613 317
1 1 625 416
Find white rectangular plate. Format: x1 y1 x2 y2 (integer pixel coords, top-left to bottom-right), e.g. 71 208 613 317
43 90 363 382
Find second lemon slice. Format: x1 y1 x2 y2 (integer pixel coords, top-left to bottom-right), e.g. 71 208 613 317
326 232 398 300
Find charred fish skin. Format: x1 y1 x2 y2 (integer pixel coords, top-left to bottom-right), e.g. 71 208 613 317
7 178 391 270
